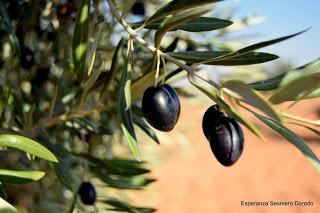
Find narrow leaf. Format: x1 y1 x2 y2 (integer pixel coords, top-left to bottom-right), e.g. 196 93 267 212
0 197 18 213
249 58 320 91
0 170 45 184
133 17 232 32
67 193 77 213
133 115 160 144
249 111 320 172
117 49 140 160
144 0 222 25
222 80 282 122
75 153 150 176
289 122 320 136
154 8 210 47
0 134 58 162
103 197 156 213
72 0 91 80
189 79 263 138
269 72 320 104
168 51 279 66
199 29 308 64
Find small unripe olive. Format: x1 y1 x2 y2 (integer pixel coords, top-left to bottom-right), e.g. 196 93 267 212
142 84 180 132
202 105 244 166
78 182 96 205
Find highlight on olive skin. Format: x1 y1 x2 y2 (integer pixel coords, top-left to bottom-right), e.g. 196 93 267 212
142 84 181 132
202 105 244 166
78 182 96 205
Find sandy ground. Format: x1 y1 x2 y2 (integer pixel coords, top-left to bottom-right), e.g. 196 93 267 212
132 96 320 213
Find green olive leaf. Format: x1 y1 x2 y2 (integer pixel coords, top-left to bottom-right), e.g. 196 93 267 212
117 48 140 160
0 134 58 162
72 0 91 81
168 51 279 66
0 170 45 184
198 29 308 64
144 0 223 26
133 115 160 144
222 80 282 122
132 17 232 32
269 72 320 104
248 110 320 172
0 197 18 213
154 7 210 47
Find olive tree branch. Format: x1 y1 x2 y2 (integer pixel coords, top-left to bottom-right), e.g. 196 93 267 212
105 0 220 89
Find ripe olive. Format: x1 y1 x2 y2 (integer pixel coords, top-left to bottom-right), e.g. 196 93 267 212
131 2 145 16
142 84 180 132
202 105 244 166
78 182 96 205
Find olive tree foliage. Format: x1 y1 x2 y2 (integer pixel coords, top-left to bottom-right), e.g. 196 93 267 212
0 0 319 212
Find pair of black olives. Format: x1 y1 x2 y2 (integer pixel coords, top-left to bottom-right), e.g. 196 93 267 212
142 84 180 132
78 182 96 205
202 105 244 166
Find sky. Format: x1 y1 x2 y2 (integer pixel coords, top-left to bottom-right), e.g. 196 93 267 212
219 0 320 67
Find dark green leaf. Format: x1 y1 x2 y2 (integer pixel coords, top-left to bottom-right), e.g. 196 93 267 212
0 1 20 57
75 153 150 176
117 48 140 160
144 0 223 25
72 0 91 80
67 193 77 213
133 17 232 32
103 197 156 213
249 111 320 172
0 134 58 162
154 8 210 47
0 170 45 184
249 58 320 91
163 37 179 53
168 51 279 66
198 29 308 64
101 39 124 98
97 174 155 190
133 115 160 144
249 74 285 91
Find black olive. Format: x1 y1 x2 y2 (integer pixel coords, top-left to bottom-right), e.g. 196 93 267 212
142 84 180 132
202 106 244 166
78 182 96 205
21 47 35 69
202 104 223 140
131 2 145 16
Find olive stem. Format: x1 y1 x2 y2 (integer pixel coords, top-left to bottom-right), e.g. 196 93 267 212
161 56 167 84
105 0 220 89
154 50 161 87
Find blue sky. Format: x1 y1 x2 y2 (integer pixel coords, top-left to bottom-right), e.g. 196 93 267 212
220 0 320 67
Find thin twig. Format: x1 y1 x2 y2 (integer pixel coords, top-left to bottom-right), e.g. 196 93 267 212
105 0 221 89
